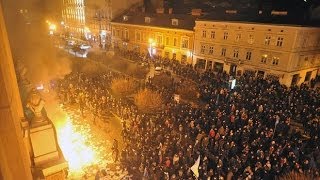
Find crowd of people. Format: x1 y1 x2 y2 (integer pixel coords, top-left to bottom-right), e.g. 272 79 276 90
57 49 320 179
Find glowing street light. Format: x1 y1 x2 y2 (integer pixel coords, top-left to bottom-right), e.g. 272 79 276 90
49 24 56 31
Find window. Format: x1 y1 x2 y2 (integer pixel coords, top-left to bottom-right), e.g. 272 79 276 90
246 51 252 60
261 54 268 63
202 30 207 38
145 17 151 23
123 15 128 21
156 35 162 45
305 71 312 81
235 34 241 42
277 37 284 47
209 46 214 54
210 31 215 39
201 45 206 54
265 35 271 45
166 37 170 45
135 31 141 41
142 32 146 42
124 29 129 39
181 38 189 48
221 48 226 56
172 19 178 26
248 34 254 44
173 38 177 46
224 32 229 40
272 57 279 65
233 49 239 58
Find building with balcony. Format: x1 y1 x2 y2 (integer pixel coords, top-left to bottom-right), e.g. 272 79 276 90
193 12 320 87
111 11 195 64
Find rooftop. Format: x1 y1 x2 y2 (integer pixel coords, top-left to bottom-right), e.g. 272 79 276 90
111 12 196 31
197 9 320 27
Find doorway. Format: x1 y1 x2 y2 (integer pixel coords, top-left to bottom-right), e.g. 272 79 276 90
229 64 237 76
291 74 300 86
257 70 265 78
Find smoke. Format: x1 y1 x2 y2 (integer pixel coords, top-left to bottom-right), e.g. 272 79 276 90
1 0 71 85
22 42 72 84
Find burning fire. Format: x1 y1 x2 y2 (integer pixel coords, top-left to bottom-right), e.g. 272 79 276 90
53 112 113 178
57 117 96 174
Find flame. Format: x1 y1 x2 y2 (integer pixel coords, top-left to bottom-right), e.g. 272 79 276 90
49 102 113 178
57 117 96 173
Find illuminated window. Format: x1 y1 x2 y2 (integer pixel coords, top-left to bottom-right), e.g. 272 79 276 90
261 54 268 63
166 37 170 45
265 35 271 45
272 57 279 65
145 17 151 23
172 19 178 26
277 37 284 47
123 15 128 21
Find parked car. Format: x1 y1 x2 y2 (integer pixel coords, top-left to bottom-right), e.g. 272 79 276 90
79 44 92 49
154 66 162 75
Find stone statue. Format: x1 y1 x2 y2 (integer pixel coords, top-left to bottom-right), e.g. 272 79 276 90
26 89 46 125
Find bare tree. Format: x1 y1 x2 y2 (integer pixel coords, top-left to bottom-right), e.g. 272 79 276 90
278 171 314 180
176 80 199 102
134 89 164 113
111 77 138 97
152 73 173 89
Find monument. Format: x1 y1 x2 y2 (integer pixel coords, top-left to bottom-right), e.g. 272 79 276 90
25 90 69 180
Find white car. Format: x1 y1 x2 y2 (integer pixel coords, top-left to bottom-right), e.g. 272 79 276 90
79 44 92 49
154 66 162 75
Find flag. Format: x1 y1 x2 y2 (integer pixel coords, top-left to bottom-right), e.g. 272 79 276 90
191 155 200 178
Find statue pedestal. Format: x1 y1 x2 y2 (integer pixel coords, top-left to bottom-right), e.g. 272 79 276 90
29 123 68 179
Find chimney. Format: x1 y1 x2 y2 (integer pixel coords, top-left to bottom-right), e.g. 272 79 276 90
191 9 202 16
156 8 164 14
168 8 173 14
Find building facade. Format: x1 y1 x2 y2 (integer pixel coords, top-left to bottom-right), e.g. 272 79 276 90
62 0 86 36
111 12 195 64
193 20 320 86
85 0 143 47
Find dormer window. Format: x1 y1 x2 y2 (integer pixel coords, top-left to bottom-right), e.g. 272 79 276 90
123 15 128 21
172 19 178 26
145 17 151 23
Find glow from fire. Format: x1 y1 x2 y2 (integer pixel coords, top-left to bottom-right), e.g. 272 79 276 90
57 117 96 174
